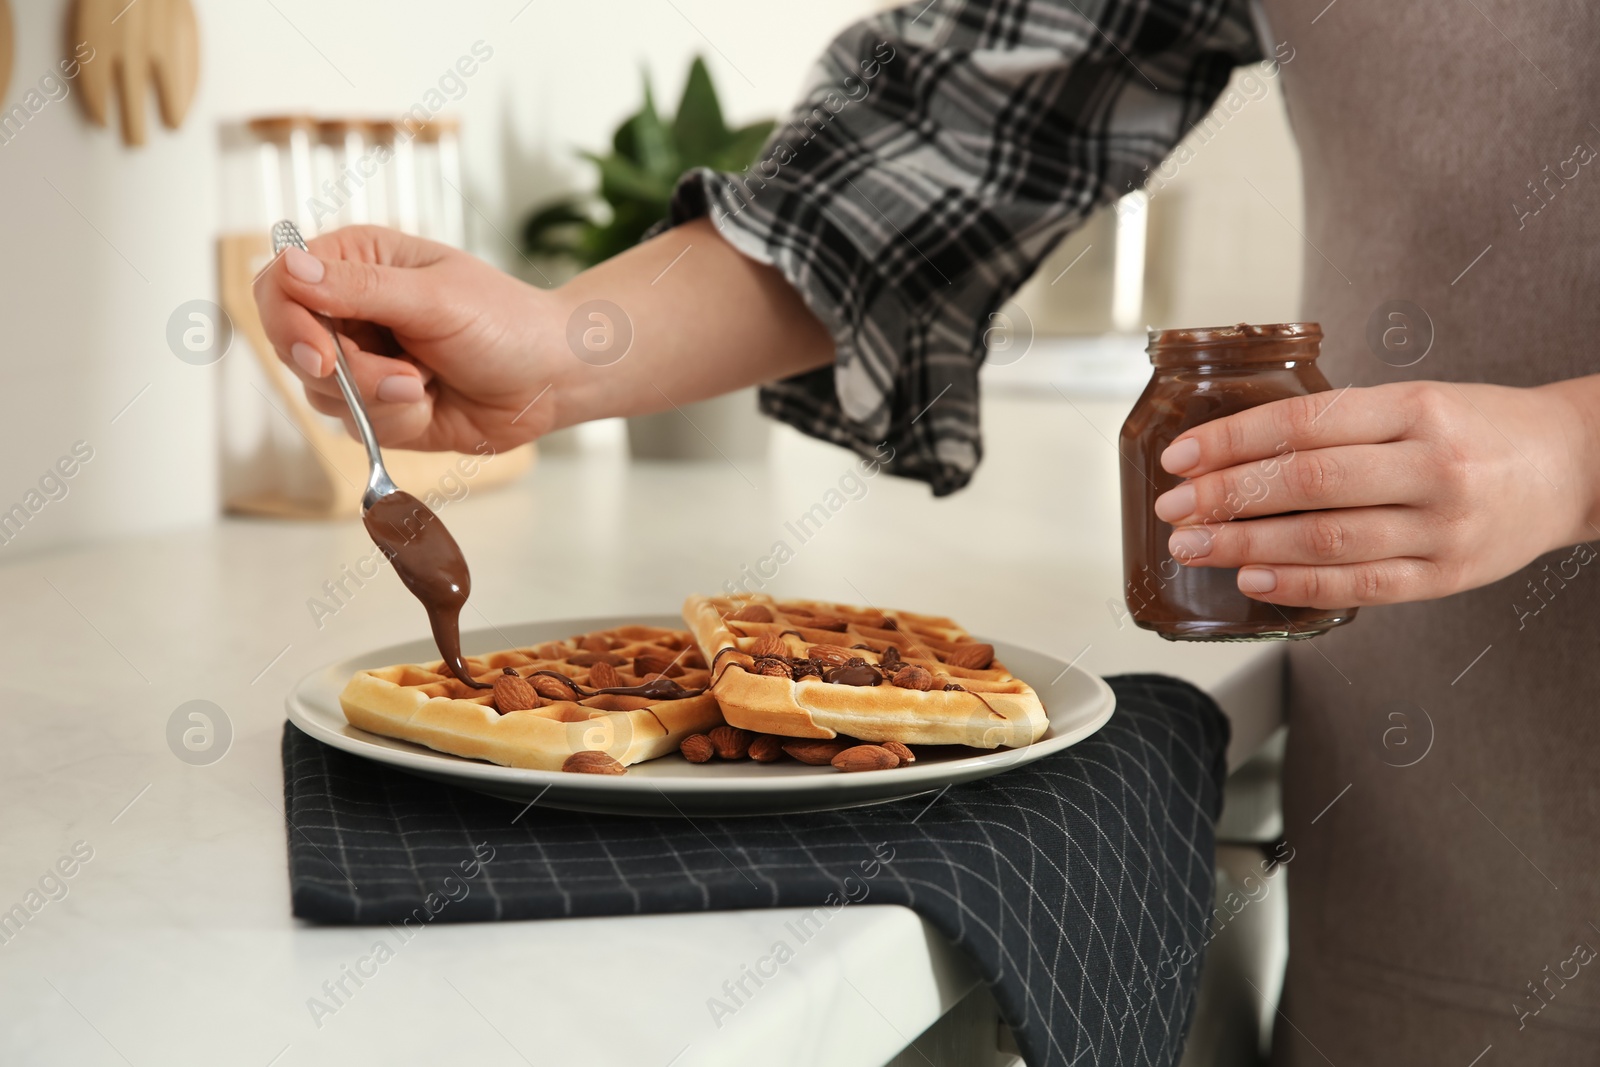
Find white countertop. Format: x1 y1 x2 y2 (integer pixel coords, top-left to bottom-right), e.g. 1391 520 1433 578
0 395 1280 1067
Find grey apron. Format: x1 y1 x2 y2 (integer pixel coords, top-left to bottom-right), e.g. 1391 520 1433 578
1259 0 1600 1062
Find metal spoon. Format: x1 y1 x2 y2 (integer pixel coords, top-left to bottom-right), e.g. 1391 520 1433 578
270 219 397 510
269 219 489 689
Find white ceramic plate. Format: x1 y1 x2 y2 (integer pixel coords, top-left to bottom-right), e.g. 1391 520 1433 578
286 614 1116 817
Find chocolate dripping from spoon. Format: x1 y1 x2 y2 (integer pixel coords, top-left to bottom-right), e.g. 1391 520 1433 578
363 490 491 689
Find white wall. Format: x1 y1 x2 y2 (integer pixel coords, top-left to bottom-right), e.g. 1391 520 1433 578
0 0 872 559
1013 61 1304 335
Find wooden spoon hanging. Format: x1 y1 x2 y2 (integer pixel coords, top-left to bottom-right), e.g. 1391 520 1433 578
73 0 199 146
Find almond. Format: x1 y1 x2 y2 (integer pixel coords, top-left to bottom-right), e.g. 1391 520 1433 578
681 650 708 670
748 735 786 762
709 725 753 760
492 671 541 712
882 741 915 765
633 654 683 678
800 614 849 632
890 665 934 691
782 738 852 765
532 674 578 701
754 658 793 679
749 632 788 658
581 634 612 654
943 643 995 670
589 661 621 688
679 734 715 763
729 604 773 622
562 751 626 775
808 644 853 666
831 745 899 772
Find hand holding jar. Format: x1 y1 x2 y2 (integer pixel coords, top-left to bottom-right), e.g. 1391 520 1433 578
1155 372 1599 611
1120 322 1600 639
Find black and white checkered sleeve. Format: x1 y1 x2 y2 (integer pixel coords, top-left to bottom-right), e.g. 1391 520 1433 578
666 0 1262 495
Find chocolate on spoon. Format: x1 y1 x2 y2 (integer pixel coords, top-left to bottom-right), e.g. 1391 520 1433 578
363 491 489 689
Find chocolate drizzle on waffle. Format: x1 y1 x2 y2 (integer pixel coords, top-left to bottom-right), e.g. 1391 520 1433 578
522 669 707 701
339 623 726 772
691 595 1042 745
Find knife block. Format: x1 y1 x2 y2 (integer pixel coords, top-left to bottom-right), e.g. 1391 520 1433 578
217 231 534 519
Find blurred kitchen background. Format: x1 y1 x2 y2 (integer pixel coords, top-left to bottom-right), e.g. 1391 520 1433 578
0 0 1301 555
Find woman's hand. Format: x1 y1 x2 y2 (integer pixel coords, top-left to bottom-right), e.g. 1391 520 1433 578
253 225 560 453
1155 380 1600 607
252 219 835 453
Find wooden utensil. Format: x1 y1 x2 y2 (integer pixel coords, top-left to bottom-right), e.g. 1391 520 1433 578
0 1 13 105
73 0 199 146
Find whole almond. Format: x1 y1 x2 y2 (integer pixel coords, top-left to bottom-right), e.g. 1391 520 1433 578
679 734 715 763
943 643 995 670
729 604 773 622
801 614 849 632
754 658 793 679
532 674 578 701
748 735 786 762
492 671 540 712
589 661 621 688
581 634 612 654
749 632 788 658
890 665 934 691
562 751 626 774
709 725 753 760
882 741 916 765
633 654 683 678
782 738 852 765
831 745 899 772
808 644 853 666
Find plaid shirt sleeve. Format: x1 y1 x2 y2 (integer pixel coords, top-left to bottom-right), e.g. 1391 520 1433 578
665 0 1263 495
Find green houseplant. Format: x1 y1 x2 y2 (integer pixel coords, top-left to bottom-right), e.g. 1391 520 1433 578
522 57 779 464
521 57 774 268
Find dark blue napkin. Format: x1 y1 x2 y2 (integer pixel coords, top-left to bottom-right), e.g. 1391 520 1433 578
281 673 1228 1067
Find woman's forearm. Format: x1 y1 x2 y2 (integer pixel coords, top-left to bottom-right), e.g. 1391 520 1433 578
546 217 836 430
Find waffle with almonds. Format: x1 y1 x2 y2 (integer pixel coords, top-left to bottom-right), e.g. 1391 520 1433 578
682 594 1048 748
338 625 723 771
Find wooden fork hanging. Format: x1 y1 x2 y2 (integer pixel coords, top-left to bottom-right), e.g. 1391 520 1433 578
72 0 199 146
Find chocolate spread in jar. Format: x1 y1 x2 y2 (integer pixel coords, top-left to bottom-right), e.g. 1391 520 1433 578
1118 323 1357 641
362 491 491 688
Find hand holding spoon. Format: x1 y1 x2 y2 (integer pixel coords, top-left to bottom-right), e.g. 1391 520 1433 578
270 220 490 689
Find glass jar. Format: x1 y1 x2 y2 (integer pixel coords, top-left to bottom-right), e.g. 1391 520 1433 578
1118 322 1358 640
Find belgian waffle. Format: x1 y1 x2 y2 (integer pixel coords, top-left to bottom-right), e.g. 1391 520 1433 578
338 625 724 771
682 593 1048 748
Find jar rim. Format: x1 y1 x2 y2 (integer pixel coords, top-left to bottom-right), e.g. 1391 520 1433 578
1147 321 1321 349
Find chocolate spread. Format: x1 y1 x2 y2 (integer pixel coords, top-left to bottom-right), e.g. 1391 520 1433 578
1118 323 1357 640
362 491 490 689
523 669 707 701
823 661 883 686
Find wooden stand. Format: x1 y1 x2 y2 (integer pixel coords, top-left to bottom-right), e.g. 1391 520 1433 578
217 231 534 519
